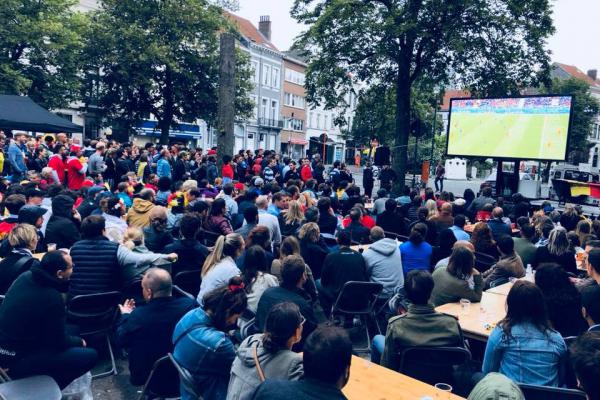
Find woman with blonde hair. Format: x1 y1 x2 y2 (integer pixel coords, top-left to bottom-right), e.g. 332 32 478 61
198 233 245 304
533 227 577 274
575 219 592 248
271 236 318 302
100 196 127 243
278 200 305 237
424 199 438 220
0 224 39 294
298 222 329 279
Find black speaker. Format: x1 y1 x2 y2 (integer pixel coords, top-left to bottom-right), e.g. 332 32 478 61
374 146 390 166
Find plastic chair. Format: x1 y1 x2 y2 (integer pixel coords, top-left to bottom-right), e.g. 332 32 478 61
67 291 121 379
398 346 471 386
329 281 383 352
136 355 180 400
169 353 202 399
0 375 61 400
174 270 202 299
518 383 586 400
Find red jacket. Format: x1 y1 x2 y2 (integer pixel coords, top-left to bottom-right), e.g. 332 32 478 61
300 165 312 182
222 164 234 180
342 215 376 230
47 155 66 184
66 157 86 190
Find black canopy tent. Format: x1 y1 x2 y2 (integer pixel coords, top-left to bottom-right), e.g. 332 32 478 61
0 95 82 134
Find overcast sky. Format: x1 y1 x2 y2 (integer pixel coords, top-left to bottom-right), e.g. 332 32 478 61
238 0 600 73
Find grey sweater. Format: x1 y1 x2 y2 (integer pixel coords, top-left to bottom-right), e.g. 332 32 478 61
226 334 303 400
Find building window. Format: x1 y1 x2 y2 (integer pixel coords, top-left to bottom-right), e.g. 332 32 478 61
262 65 271 87
270 100 278 121
251 61 259 83
271 67 280 89
331 116 335 129
284 92 305 109
317 114 322 129
285 118 304 131
284 68 305 85
261 98 268 118
324 115 328 131
251 95 258 120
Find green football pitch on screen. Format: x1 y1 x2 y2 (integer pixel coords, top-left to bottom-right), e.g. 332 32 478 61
446 97 571 160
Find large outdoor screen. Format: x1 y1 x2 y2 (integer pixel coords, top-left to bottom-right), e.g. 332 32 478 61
446 96 572 161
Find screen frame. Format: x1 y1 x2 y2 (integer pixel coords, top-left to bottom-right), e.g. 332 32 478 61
444 94 574 161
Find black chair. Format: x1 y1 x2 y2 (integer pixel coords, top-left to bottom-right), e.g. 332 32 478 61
174 270 202 299
383 231 403 241
173 285 195 301
169 353 202 399
518 383 586 400
0 375 61 400
474 252 497 273
564 336 578 347
121 279 144 304
398 346 471 386
198 228 221 247
67 291 121 379
136 355 180 400
330 281 383 353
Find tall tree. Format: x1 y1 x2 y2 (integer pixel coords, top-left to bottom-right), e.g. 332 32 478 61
543 78 599 164
0 0 87 109
292 0 554 190
83 0 253 144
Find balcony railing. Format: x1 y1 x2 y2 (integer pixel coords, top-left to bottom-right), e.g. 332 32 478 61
258 117 284 128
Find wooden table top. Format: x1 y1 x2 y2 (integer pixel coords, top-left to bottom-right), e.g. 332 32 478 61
435 292 507 341
485 275 535 296
350 244 372 252
343 355 466 400
32 252 44 260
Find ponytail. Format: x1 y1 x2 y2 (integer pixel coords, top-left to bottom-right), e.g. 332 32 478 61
202 235 226 277
409 223 427 245
262 302 302 353
202 276 248 331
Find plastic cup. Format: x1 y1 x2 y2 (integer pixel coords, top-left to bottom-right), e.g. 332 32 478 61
47 243 57 252
460 299 471 314
434 383 453 399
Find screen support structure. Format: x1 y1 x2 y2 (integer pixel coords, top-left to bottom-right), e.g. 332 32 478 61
495 159 520 198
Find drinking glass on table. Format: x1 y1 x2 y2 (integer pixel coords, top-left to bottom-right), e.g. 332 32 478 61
47 243 57 252
434 383 453 399
459 298 471 315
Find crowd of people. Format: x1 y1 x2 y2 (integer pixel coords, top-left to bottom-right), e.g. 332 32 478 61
0 132 598 399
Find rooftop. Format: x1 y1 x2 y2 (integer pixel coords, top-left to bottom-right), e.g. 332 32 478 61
224 12 279 52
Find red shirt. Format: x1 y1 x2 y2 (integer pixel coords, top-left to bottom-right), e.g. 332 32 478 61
47 155 66 184
342 215 376 229
222 164 234 179
252 163 262 176
66 157 86 190
301 165 312 182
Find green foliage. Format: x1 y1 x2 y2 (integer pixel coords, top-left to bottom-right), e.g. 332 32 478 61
292 0 555 189
543 78 600 163
0 0 88 109
83 0 252 143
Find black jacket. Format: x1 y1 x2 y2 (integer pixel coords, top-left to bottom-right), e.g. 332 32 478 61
342 222 370 244
116 296 196 386
256 286 317 350
143 226 174 253
0 268 81 365
253 378 346 400
363 167 374 188
321 247 367 300
164 239 209 277
45 215 80 250
300 239 329 280
318 213 338 235
0 253 39 295
376 210 407 235
69 236 120 298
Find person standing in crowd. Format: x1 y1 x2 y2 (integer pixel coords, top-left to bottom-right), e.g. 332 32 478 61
65 145 88 191
8 132 28 182
173 277 247 400
362 162 374 199
300 158 312 183
87 142 106 177
0 251 97 389
284 160 300 183
116 268 196 387
116 148 133 182
482 281 567 387
252 326 352 400
222 155 235 184
379 165 396 192
434 161 445 192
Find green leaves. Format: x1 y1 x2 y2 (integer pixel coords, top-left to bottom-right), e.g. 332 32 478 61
0 0 87 109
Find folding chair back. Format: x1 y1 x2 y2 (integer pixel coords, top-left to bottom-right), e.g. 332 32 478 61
198 228 221 247
168 353 202 399
174 270 202 299
518 383 586 400
67 291 121 335
137 355 180 400
0 375 61 400
399 346 471 386
331 281 383 315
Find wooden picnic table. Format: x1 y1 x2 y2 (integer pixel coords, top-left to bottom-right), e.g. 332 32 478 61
343 355 466 400
435 291 507 341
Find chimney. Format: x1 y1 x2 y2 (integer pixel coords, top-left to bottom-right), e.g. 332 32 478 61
588 69 598 81
259 15 271 41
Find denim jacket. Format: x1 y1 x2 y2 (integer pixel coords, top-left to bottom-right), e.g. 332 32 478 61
172 308 236 400
482 322 567 387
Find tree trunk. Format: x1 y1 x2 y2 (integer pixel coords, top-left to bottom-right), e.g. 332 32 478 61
159 67 175 145
217 33 236 170
392 66 412 193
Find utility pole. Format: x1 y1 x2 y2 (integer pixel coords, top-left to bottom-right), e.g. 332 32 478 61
217 33 236 169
